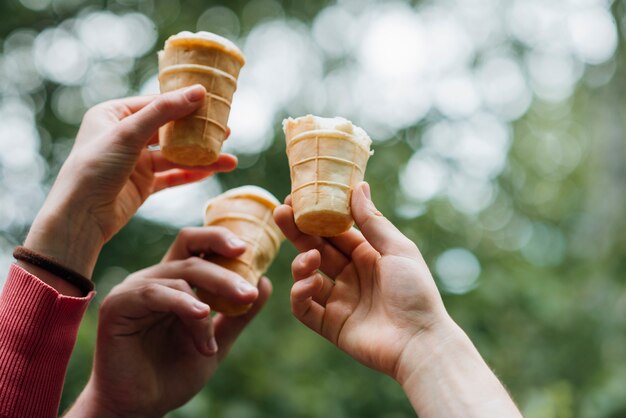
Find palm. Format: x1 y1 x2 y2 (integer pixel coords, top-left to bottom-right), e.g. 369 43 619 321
75 147 154 242
323 246 438 376
105 150 157 239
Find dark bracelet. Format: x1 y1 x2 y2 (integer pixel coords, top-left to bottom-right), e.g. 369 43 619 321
13 246 95 296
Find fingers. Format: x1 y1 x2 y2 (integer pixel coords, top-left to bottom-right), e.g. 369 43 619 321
149 151 237 173
153 154 237 193
327 228 367 258
351 182 419 258
292 249 321 280
133 281 217 356
98 95 158 121
152 154 237 192
213 277 273 361
85 94 159 122
153 169 214 192
138 257 259 305
115 85 207 152
273 204 351 279
292 250 334 306
289 249 334 334
162 226 247 262
291 276 325 334
277 195 367 255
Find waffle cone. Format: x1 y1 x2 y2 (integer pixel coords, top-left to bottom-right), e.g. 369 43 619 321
158 33 244 166
198 186 283 316
284 115 372 237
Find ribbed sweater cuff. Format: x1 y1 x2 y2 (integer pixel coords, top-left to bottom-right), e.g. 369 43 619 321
0 264 94 418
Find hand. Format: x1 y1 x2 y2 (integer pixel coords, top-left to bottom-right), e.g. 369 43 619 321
273 181 449 379
275 183 522 418
25 85 237 277
66 227 271 418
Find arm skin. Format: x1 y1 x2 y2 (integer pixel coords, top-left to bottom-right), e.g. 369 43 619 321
0 85 237 417
396 318 521 417
273 182 522 418
21 84 236 292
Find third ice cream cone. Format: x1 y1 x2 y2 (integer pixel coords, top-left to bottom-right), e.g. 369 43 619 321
158 31 245 166
284 115 373 237
199 186 283 316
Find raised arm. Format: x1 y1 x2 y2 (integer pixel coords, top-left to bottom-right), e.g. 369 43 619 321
0 85 236 418
274 182 522 418
65 227 270 417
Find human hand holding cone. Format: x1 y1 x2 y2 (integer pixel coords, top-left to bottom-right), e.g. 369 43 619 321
199 186 284 316
158 31 245 166
284 115 373 237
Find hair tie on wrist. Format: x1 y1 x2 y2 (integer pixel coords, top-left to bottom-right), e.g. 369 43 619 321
13 246 95 296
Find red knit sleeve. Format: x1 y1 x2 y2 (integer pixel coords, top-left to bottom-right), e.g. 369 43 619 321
0 264 94 418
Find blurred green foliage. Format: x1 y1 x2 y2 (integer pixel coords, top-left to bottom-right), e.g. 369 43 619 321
1 0 626 417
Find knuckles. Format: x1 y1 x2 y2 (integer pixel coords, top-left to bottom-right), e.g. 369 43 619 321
176 226 234 250
112 124 134 143
139 283 162 300
180 256 203 270
168 278 193 294
82 103 108 122
177 226 194 239
98 291 125 320
206 225 233 241
149 95 177 116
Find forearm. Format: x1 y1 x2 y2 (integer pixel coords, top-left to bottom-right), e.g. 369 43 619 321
396 318 522 418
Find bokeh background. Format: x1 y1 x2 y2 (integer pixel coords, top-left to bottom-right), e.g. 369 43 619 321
1 0 625 416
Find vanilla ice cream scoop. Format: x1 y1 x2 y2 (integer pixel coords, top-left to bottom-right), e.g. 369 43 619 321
284 115 373 237
158 31 245 166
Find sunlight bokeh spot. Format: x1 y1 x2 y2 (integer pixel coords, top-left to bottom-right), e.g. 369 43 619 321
436 248 481 294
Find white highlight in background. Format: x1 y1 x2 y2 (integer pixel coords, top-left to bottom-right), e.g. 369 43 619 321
435 248 481 294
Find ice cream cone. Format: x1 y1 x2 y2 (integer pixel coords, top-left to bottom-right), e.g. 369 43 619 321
198 186 284 316
158 31 245 166
284 115 373 237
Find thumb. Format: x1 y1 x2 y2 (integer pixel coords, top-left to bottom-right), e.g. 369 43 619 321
115 84 206 151
351 182 419 257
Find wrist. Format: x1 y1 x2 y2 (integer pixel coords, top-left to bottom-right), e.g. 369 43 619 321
26 204 104 278
65 379 164 418
15 260 86 297
394 314 466 386
64 381 121 418
394 316 522 417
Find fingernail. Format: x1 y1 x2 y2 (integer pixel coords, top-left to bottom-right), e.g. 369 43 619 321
229 237 246 248
362 183 382 216
207 337 218 354
184 85 205 102
193 301 209 312
304 275 318 288
301 250 312 265
238 280 257 294
362 182 372 200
